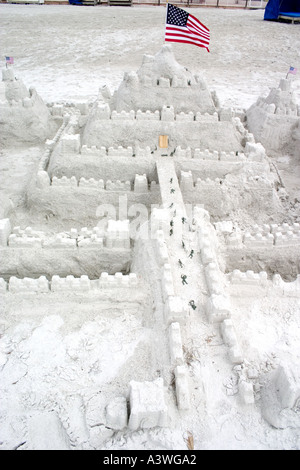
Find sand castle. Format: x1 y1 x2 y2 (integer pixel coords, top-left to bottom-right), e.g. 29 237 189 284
246 77 300 155
0 67 56 145
0 45 299 449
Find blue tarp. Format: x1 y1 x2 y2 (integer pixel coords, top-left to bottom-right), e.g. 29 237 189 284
264 0 300 21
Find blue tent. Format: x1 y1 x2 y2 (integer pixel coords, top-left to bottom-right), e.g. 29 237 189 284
264 0 300 21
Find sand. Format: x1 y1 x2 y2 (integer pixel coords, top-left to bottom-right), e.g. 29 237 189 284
0 4 299 451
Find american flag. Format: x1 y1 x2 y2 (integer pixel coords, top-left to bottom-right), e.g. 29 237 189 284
165 4 210 52
5 56 14 64
288 66 297 75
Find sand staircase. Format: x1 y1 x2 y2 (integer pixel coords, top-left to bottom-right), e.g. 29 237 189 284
156 157 208 315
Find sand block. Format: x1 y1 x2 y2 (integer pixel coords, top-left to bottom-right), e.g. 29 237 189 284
128 378 168 431
206 294 231 323
164 295 188 325
27 411 70 450
175 365 190 410
106 397 128 431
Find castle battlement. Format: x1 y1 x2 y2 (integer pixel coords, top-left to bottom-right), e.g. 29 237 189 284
136 109 160 121
229 269 268 286
81 144 151 157
139 223 190 408
2 221 132 249
274 231 300 246
79 144 251 161
193 207 232 325
244 232 275 247
88 104 219 124
218 221 300 250
48 174 155 193
7 275 50 293
227 270 300 297
174 144 263 162
0 272 139 294
111 110 135 121
124 71 208 90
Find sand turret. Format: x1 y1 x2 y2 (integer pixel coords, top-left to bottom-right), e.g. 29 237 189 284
0 67 54 145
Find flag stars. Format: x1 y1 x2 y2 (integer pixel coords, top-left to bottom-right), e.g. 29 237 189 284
167 4 189 27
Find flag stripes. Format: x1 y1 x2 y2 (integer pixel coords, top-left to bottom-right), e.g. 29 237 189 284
165 4 210 52
288 66 297 75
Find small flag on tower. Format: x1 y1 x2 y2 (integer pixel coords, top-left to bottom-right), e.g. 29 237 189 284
165 4 210 52
5 56 14 65
288 66 297 75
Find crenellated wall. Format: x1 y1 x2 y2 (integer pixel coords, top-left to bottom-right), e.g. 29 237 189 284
180 171 278 223
83 104 220 124
47 141 159 182
81 144 134 158
82 106 244 153
0 272 139 294
0 219 133 279
193 206 244 365
137 225 190 410
217 221 300 281
226 270 300 298
3 222 133 249
76 142 262 163
46 173 158 194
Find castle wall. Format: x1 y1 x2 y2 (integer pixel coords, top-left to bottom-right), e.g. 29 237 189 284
0 272 140 295
27 171 161 227
226 270 300 298
82 106 244 153
180 172 281 223
47 151 158 182
193 206 244 365
217 222 300 281
0 221 133 279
